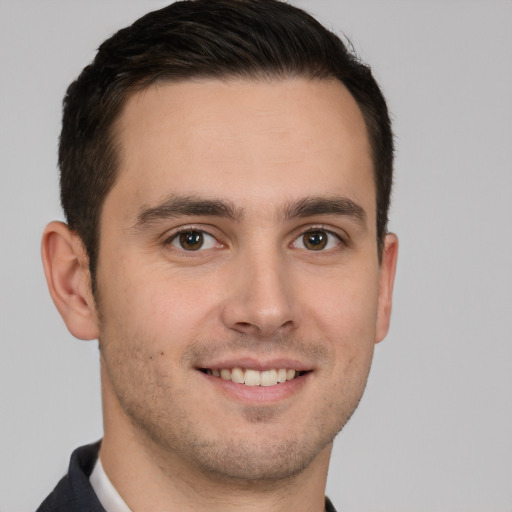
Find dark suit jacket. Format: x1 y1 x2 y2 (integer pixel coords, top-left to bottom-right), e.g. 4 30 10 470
36 442 105 512
36 441 338 511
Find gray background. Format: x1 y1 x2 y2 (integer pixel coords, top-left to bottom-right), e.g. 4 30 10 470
1 1 511 511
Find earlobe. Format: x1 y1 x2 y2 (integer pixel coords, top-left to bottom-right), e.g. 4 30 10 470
375 233 398 343
41 221 99 340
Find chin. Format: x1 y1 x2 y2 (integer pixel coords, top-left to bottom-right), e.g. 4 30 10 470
190 437 327 483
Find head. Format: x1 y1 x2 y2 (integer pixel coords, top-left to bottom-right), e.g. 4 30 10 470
43 0 398 492
58 0 393 292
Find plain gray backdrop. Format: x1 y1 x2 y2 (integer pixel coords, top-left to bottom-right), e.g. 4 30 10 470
1 1 511 511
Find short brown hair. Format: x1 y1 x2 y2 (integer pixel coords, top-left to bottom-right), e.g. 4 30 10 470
59 0 394 290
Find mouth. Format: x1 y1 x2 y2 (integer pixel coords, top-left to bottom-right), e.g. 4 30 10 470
198 367 309 387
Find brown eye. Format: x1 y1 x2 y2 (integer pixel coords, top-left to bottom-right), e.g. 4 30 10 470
177 230 204 250
292 229 342 252
169 229 219 252
165 229 223 252
302 230 328 250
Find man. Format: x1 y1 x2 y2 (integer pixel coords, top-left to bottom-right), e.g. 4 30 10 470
38 0 398 510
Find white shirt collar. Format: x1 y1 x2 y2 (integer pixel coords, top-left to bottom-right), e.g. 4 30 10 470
90 456 133 512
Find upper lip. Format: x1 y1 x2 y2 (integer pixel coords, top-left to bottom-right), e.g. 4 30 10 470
196 356 313 372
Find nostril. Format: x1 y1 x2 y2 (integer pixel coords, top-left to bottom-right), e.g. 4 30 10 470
233 321 260 334
230 318 296 337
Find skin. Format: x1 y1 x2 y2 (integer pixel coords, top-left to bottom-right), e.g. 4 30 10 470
42 78 398 512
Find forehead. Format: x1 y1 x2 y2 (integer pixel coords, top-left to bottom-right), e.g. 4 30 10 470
109 77 375 221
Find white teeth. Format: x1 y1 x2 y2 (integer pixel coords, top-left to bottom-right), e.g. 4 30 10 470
286 369 296 380
231 367 244 384
244 369 261 386
260 369 277 386
207 367 302 386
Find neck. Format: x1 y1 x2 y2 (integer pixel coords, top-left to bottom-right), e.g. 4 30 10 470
100 369 330 512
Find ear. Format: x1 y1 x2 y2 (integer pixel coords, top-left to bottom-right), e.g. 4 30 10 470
375 233 398 343
41 221 99 340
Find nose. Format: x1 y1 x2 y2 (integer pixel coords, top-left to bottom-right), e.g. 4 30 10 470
220 248 299 338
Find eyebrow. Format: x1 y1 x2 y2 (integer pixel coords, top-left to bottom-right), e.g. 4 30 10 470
283 196 367 228
132 194 367 230
133 194 243 229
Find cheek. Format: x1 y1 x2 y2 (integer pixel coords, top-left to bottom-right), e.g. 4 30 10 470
96 258 221 352
304 265 380 339
301 263 380 387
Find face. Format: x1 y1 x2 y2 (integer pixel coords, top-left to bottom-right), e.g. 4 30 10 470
94 78 396 483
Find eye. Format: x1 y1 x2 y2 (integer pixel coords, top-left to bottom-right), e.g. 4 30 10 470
292 229 342 251
169 230 219 251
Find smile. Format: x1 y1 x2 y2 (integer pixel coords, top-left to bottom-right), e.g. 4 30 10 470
199 367 307 387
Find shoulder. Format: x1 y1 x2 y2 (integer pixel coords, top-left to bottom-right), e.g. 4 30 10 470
36 442 105 512
325 496 339 512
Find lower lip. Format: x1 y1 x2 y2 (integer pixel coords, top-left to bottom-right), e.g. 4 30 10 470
198 371 311 404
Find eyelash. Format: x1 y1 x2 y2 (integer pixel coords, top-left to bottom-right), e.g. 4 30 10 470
291 228 346 252
164 226 221 252
163 225 347 253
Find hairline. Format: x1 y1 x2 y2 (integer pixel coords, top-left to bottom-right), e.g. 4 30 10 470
89 71 382 293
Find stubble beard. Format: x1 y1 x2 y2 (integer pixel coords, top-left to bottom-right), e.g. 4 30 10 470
99 324 370 486
119 391 348 486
